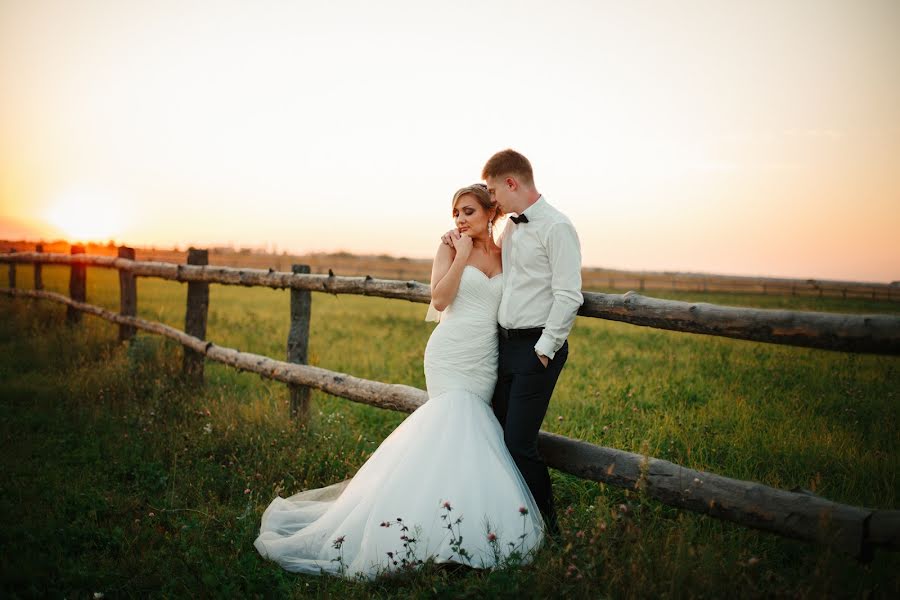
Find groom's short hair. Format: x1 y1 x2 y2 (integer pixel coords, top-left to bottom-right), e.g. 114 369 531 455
482 149 534 186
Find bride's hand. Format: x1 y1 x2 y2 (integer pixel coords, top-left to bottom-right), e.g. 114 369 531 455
441 229 461 247
452 233 473 260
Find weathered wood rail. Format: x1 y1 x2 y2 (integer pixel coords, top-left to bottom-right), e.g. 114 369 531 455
1 286 898 560
8 239 896 301
2 246 899 559
3 251 899 355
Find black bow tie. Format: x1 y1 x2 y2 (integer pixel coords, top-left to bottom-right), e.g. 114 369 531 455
510 214 529 224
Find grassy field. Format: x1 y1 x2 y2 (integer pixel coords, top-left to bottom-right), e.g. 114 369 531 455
1 265 898 598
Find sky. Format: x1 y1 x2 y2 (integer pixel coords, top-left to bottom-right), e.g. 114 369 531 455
1 0 898 282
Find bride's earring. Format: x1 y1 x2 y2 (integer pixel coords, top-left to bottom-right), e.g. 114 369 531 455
488 220 493 238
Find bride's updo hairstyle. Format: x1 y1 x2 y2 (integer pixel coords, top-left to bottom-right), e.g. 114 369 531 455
451 183 504 224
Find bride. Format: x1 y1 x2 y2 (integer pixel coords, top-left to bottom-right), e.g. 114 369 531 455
253 184 545 579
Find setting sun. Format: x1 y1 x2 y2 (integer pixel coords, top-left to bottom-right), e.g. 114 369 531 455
44 191 126 242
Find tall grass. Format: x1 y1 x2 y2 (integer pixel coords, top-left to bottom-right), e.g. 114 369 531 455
0 266 897 598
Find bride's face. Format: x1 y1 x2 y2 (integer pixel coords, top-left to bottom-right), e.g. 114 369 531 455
453 194 489 237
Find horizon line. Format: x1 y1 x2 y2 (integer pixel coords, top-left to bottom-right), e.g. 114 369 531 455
3 236 897 287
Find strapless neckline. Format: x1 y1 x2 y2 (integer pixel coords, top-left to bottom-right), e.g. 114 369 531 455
464 264 502 281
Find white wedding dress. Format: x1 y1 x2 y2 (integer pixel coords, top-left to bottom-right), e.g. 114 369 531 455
253 265 544 579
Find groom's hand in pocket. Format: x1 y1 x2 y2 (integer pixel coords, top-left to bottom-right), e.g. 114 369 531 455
535 350 549 368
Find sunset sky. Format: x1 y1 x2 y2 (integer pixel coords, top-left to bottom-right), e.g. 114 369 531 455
1 0 898 282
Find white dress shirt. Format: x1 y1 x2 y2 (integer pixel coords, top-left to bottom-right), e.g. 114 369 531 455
497 195 583 359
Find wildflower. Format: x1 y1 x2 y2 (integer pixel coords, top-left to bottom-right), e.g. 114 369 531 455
748 557 760 566
203 423 212 434
576 530 584 538
557 415 564 421
487 532 497 542
519 506 528 515
618 503 628 513
442 501 452 510
93 593 105 599
244 488 251 494
148 512 155 517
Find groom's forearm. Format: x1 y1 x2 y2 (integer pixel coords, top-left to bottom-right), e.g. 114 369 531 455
535 293 582 359
536 222 583 359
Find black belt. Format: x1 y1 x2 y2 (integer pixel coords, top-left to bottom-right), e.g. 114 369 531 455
498 326 543 340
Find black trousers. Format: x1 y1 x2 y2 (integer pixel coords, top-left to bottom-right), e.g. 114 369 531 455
492 334 569 532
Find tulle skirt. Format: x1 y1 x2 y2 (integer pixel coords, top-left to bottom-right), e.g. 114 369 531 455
253 389 544 579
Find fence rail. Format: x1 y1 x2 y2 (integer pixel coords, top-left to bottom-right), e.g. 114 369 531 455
2 285 897 560
3 240 896 301
2 245 899 559
3 251 899 355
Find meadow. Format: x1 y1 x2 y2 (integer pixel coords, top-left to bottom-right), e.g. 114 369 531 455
1 265 898 598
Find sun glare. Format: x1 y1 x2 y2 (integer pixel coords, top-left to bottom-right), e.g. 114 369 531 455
44 191 125 242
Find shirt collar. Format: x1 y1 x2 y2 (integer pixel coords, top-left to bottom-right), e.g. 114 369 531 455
519 195 547 221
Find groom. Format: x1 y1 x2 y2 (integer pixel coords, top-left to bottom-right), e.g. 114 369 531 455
447 149 583 535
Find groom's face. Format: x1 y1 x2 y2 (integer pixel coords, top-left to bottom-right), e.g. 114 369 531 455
485 176 514 214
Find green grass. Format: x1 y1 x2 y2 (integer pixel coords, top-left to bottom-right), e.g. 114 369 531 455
1 266 898 598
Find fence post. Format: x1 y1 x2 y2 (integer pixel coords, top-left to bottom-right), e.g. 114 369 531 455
288 264 312 422
7 249 14 288
118 246 137 342
67 244 86 324
34 244 43 290
182 248 209 385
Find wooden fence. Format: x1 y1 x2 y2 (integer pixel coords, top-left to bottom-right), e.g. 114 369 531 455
1 245 899 560
4 240 896 301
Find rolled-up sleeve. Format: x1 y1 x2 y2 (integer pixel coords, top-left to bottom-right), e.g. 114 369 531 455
535 221 583 359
